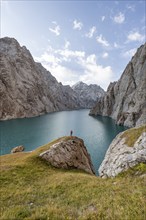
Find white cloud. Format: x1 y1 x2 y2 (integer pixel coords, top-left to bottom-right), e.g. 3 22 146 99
86 54 97 64
37 52 61 65
34 45 114 90
45 64 79 85
122 48 137 58
127 31 145 42
73 20 83 30
114 42 119 48
56 49 85 59
126 4 135 12
96 35 110 47
114 12 125 24
86 26 96 38
113 42 124 49
64 40 70 49
52 21 57 25
78 55 114 90
102 52 109 58
49 22 61 36
101 16 105 22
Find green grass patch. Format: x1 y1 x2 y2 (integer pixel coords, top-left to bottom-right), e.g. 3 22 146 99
0 136 146 219
121 124 146 147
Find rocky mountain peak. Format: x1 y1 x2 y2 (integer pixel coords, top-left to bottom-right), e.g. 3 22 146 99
72 81 105 108
72 81 87 89
0 37 32 60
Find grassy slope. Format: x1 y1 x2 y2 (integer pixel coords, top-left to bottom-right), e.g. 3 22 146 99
0 136 146 220
121 124 146 147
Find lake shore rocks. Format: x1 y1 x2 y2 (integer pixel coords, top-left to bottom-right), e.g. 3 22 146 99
11 145 25 153
98 125 146 178
39 136 95 175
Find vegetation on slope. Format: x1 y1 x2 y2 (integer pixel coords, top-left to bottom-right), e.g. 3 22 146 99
0 137 146 220
121 124 146 147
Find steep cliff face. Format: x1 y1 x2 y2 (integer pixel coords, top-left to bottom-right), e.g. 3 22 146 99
0 37 80 120
90 43 146 127
72 81 105 108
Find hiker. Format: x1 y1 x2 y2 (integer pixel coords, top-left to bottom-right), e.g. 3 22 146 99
70 130 73 136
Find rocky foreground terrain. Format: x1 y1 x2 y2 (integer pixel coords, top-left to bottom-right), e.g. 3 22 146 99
98 124 146 177
90 43 146 127
0 37 104 120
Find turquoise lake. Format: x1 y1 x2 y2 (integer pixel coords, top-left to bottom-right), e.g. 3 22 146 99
0 109 127 175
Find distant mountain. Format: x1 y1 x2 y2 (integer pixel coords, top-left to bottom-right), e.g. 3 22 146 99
72 81 105 108
90 43 146 127
0 37 104 120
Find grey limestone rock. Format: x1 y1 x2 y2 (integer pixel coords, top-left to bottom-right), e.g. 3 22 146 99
39 136 95 175
98 125 146 177
90 43 146 127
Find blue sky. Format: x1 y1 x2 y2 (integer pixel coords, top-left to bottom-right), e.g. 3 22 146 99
1 0 146 90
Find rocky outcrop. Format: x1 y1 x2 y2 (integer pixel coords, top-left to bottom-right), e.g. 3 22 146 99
39 136 95 175
90 43 146 127
72 81 105 108
98 125 146 177
11 145 24 153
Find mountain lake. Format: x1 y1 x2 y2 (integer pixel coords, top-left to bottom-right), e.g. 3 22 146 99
0 109 127 175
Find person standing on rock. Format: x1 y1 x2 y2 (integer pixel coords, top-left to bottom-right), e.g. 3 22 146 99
70 130 73 136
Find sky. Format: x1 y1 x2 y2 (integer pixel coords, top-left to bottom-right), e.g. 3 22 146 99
1 0 146 90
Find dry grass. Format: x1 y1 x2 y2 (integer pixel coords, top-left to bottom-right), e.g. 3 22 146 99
121 124 146 147
0 136 146 220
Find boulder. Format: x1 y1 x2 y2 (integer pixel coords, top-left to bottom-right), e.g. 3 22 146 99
40 137 95 175
98 125 146 177
11 145 24 153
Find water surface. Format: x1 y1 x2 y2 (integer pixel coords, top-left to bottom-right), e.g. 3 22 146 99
0 109 127 174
